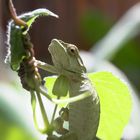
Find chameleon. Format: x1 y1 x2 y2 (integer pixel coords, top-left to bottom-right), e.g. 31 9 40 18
36 39 100 140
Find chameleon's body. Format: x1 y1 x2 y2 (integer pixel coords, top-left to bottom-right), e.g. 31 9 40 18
68 74 100 140
38 39 100 140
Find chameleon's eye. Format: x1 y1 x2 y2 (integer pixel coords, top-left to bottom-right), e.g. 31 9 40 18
70 48 75 53
68 45 77 55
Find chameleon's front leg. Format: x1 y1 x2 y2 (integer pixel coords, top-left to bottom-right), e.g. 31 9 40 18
35 60 58 74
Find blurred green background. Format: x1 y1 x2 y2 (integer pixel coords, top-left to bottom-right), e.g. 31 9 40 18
0 0 140 140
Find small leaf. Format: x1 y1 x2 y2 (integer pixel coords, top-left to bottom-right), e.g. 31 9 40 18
44 76 57 99
88 72 132 140
19 8 58 34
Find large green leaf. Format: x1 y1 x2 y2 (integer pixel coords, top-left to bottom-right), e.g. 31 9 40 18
88 72 132 140
44 71 132 139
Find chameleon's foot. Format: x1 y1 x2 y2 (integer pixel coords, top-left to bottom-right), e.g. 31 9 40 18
52 117 69 135
59 107 69 121
52 107 69 135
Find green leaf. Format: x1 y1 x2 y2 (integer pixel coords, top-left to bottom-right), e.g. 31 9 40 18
5 25 27 70
44 71 132 139
5 8 58 71
88 72 132 140
44 76 57 99
52 75 69 97
19 8 58 34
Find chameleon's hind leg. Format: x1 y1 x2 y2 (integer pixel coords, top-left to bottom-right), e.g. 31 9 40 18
52 117 68 135
48 107 77 140
59 107 69 121
52 107 69 135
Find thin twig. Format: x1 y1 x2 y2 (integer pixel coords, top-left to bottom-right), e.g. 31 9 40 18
8 0 27 27
51 96 60 124
36 89 50 133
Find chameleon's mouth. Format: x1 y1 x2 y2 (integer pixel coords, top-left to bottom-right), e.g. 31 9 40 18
48 39 70 69
63 68 76 73
49 39 67 54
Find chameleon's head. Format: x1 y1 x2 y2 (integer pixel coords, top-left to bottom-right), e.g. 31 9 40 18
48 39 86 74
